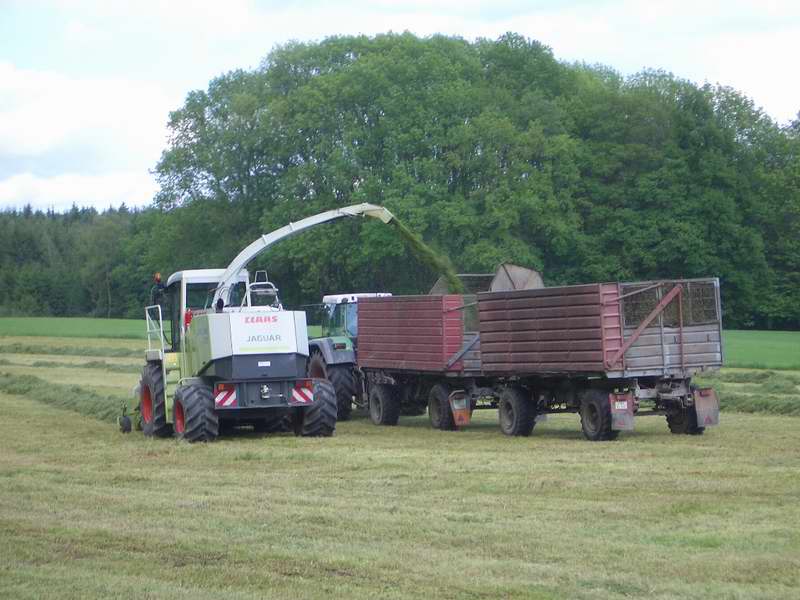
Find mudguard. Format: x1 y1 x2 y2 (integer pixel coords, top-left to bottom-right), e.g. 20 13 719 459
610 391 635 430
309 337 355 366
693 387 720 427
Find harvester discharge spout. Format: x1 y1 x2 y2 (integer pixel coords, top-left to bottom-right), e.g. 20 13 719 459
213 203 395 305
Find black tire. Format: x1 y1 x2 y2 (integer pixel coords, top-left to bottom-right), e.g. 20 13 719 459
308 352 355 421
580 389 619 441
428 383 457 431
173 383 218 443
666 406 705 435
295 380 337 437
139 363 172 438
369 384 401 426
498 387 535 437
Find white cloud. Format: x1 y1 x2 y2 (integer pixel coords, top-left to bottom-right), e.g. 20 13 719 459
0 171 158 212
0 61 176 162
2 0 798 213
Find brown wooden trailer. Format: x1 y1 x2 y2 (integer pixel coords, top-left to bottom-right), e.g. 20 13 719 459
356 278 722 441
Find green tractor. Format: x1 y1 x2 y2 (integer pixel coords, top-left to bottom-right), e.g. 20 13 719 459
307 293 390 420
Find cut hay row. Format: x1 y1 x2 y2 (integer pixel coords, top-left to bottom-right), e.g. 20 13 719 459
0 371 128 422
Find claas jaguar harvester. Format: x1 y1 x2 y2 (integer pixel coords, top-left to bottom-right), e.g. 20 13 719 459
133 203 395 442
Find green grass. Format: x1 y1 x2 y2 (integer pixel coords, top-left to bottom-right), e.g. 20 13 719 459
1 330 799 598
0 317 146 339
723 330 800 369
1 394 799 599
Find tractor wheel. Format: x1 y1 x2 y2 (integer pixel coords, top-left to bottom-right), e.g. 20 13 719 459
498 387 535 437
295 380 337 437
308 352 355 421
666 406 705 435
580 389 619 441
428 383 457 431
139 363 171 438
173 383 218 443
369 384 401 426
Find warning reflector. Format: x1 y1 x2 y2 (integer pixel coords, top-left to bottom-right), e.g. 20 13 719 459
290 384 314 406
214 389 237 408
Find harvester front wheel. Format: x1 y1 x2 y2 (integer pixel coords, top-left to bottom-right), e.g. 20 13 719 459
308 352 355 421
580 389 619 441
294 380 337 437
173 384 218 443
498 387 535 437
428 383 457 431
139 363 171 438
369 384 401 426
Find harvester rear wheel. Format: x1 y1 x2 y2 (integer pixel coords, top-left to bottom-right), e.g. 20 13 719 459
498 387 535 437
308 352 355 421
295 380 337 437
369 384 401 426
666 405 705 435
139 363 171 438
173 383 218 443
580 389 619 441
428 383 457 431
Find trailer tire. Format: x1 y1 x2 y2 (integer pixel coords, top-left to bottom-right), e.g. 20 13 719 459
580 390 619 441
296 380 337 437
428 384 457 431
173 383 218 443
666 406 705 435
498 387 535 437
369 384 401 426
308 352 354 421
139 363 172 438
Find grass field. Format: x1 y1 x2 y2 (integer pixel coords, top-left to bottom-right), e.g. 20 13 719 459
1 322 799 598
722 330 800 369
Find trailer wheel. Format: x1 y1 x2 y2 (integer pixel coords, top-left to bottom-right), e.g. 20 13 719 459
428 384 457 431
369 384 401 426
139 363 172 438
580 390 619 441
498 387 535 437
308 352 354 421
173 383 218 443
666 406 705 435
295 380 337 437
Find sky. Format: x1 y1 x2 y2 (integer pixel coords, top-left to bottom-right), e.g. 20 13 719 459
1 0 798 212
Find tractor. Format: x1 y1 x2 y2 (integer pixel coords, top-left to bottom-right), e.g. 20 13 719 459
307 293 390 420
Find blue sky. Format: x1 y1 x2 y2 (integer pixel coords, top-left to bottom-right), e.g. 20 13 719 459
1 0 798 211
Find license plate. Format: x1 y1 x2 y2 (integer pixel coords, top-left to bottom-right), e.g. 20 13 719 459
614 401 628 410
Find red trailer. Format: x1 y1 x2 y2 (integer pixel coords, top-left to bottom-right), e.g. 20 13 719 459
356 278 722 441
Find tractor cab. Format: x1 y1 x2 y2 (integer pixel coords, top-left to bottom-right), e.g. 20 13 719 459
321 293 392 340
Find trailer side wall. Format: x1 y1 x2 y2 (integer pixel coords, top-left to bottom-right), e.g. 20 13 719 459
358 295 464 372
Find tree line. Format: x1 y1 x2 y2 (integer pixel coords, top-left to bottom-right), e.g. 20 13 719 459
1 33 798 328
